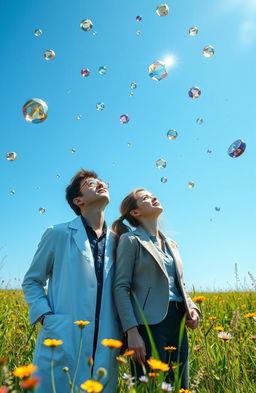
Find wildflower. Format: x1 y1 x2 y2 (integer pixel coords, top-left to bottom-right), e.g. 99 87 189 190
116 356 127 364
101 338 123 348
0 359 7 364
0 387 9 393
244 313 256 319
217 332 233 342
43 339 63 347
148 372 159 377
139 376 148 383
80 380 103 393
161 382 173 391
171 365 177 369
19 377 41 389
13 364 37 379
208 316 217 321
122 373 135 381
96 368 107 379
214 326 224 331
88 357 94 367
249 335 256 340
193 345 201 351
164 346 176 351
147 358 170 372
180 390 194 393
192 296 205 303
63 367 69 372
74 320 90 328
123 349 135 356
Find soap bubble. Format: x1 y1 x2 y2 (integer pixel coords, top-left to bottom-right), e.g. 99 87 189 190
215 207 221 212
38 207 46 214
156 159 167 169
10 190 16 195
76 115 83 120
227 139 246 158
149 61 168 81
34 28 42 37
196 117 203 125
80 19 93 31
189 27 198 36
136 30 141 35
188 87 201 99
44 49 55 60
6 152 17 161
207 149 212 154
127 142 132 147
161 177 168 183
56 173 61 178
156 4 169 16
81 68 90 77
167 129 178 140
71 148 76 153
23 98 48 123
188 182 195 188
203 45 215 58
98 66 107 75
136 16 142 22
120 114 130 124
130 82 137 89
96 102 105 111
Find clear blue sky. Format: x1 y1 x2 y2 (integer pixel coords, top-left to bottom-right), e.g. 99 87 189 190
1 0 255 291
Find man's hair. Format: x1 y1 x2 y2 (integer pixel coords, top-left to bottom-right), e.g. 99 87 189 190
65 169 98 215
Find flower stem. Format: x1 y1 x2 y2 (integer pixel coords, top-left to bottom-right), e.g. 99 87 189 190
71 328 83 392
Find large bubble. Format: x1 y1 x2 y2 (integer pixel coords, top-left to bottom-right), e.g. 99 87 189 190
189 27 198 36
156 159 167 169
167 129 178 140
80 19 93 31
44 49 55 61
6 152 17 161
203 45 215 58
23 98 48 123
188 87 201 99
156 4 169 16
227 139 246 158
149 61 168 81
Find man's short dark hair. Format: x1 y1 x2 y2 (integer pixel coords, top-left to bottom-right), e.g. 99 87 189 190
65 169 98 215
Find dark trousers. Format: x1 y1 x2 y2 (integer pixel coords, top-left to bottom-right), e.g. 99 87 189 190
130 300 189 389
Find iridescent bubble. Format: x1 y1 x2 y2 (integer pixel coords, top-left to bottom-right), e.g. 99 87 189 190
34 28 42 37
56 173 61 178
96 102 105 111
71 148 76 153
149 61 168 81
44 49 55 61
127 142 132 147
196 117 204 125
203 45 215 58
120 114 130 124
98 66 107 75
76 115 83 120
23 98 48 123
167 129 178 140
136 30 141 35
161 177 168 183
215 207 221 212
136 16 142 22
189 27 198 36
227 139 246 158
188 87 201 99
156 159 167 169
81 68 90 77
38 207 46 214
156 4 169 16
130 82 137 89
188 182 195 188
129 92 134 97
6 152 17 161
207 149 212 154
10 190 16 195
80 19 93 31
92 31 97 36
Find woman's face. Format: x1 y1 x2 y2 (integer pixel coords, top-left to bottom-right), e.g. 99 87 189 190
130 189 163 220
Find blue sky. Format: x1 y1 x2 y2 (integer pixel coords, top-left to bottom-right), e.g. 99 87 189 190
1 0 255 291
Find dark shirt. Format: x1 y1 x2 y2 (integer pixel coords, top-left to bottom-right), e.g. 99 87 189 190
80 215 107 359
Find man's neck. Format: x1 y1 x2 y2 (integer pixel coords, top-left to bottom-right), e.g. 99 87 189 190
81 208 106 237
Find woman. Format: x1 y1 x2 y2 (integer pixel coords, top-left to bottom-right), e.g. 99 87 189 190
112 188 202 389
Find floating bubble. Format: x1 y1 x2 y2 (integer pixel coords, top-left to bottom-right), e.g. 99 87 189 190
136 16 142 22
136 30 141 35
207 149 212 154
120 114 130 124
76 115 83 120
80 19 93 31
71 148 76 153
203 45 215 58
130 82 137 89
156 4 169 16
6 152 17 161
56 173 61 178
149 61 168 81
129 92 134 97
96 102 105 111
39 207 46 214
98 66 107 75
167 129 178 140
81 68 90 77
34 28 42 37
161 177 168 183
189 27 198 36
92 31 97 36
188 181 195 188
44 49 55 61
196 117 204 125
215 207 221 212
188 87 201 99
127 142 132 147
156 158 167 169
227 139 246 158
10 190 16 195
23 98 48 123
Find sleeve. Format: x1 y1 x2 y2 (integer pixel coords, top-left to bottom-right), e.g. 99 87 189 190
21 227 56 325
113 234 139 333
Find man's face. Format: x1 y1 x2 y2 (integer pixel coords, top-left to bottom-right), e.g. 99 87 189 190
73 177 110 211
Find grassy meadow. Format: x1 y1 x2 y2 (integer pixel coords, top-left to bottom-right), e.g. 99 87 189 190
0 284 255 393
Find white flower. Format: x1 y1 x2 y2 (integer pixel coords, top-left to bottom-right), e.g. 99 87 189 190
161 381 174 391
217 331 233 341
139 375 149 383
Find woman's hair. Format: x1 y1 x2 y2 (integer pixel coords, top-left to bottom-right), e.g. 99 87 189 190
112 188 145 260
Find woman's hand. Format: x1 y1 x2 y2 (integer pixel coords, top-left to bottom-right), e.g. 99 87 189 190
185 308 200 329
126 326 146 364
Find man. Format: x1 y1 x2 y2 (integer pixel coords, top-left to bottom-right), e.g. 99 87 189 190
22 169 122 393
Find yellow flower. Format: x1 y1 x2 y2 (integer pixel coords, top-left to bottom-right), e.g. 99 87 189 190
74 320 90 328
123 349 135 356
244 313 256 319
164 346 176 351
180 390 193 393
101 339 123 348
192 296 205 303
116 356 127 364
13 364 37 378
209 316 217 321
80 380 103 393
147 358 170 372
43 339 63 347
214 326 224 331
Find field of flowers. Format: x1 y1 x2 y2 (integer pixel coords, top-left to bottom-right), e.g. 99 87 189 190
0 288 255 393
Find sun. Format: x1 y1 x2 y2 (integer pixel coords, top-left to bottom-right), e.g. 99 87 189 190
162 54 177 68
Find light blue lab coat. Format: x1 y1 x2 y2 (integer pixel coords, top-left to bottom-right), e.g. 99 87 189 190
22 216 123 393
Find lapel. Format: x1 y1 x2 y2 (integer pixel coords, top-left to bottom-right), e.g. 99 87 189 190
103 229 114 281
133 226 169 281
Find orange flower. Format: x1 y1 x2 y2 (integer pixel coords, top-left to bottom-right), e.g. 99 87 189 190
123 349 135 356
192 296 205 303
13 364 37 379
0 359 7 364
116 356 127 364
44 339 63 347
180 389 193 393
244 313 256 319
88 357 94 366
101 339 123 348
208 316 217 321
147 358 170 372
74 321 90 328
148 372 159 377
193 345 201 351
80 380 103 393
20 377 41 389
164 346 176 351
